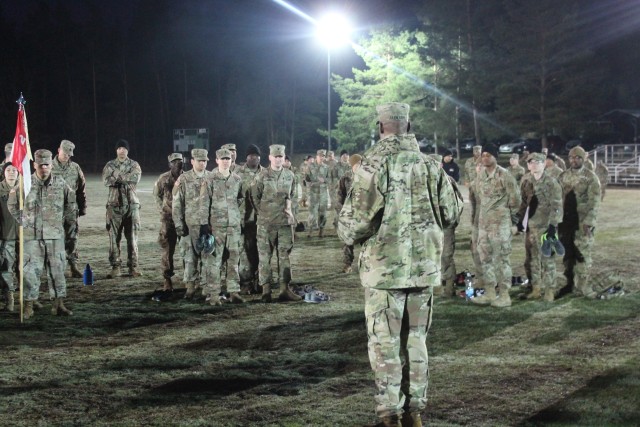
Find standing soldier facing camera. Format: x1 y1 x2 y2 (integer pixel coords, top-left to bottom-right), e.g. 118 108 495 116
9 150 77 319
305 149 330 237
51 140 87 278
103 139 142 278
153 153 184 293
339 103 460 427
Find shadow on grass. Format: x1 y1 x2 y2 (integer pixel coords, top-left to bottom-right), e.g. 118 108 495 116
520 364 640 426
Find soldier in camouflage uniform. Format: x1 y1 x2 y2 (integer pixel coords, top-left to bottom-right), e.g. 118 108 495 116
468 162 486 289
519 149 531 169
507 153 525 183
558 146 601 298
0 164 19 311
199 148 245 305
336 154 361 274
305 149 330 237
102 139 142 278
338 103 460 427
463 145 481 185
9 150 76 319
153 153 184 292
545 154 564 179
0 143 12 181
330 150 351 231
284 155 300 219
251 145 301 303
235 144 264 293
472 143 521 308
51 140 87 278
219 143 238 172
172 148 210 299
595 160 609 201
298 155 313 207
325 151 338 229
516 153 563 302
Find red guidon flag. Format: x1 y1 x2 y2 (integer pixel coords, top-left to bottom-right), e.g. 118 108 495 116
10 96 33 196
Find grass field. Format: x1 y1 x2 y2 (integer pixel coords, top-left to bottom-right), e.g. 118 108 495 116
1 173 638 426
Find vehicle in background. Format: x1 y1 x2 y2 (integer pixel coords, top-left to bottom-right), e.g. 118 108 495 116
499 138 541 154
417 139 458 157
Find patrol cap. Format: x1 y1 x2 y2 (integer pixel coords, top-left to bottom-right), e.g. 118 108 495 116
221 143 236 151
527 152 546 163
569 146 587 160
473 145 482 153
4 143 12 153
60 139 75 156
34 149 53 165
510 153 520 160
348 154 362 167
316 149 327 157
191 148 209 161
269 144 286 157
216 148 232 159
327 150 335 157
376 102 409 124
167 152 183 162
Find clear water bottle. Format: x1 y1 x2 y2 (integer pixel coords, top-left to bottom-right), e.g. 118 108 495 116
464 273 474 300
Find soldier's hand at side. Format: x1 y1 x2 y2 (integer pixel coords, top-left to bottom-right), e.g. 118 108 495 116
546 224 557 240
510 213 520 226
582 224 593 238
517 221 525 233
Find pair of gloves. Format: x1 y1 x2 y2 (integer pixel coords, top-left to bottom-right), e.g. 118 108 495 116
512 213 557 239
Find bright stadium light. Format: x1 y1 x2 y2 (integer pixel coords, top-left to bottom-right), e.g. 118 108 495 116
316 13 352 152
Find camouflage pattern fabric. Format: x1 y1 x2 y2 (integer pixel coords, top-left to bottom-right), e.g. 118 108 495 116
298 161 309 206
235 164 264 288
519 171 563 292
329 160 349 229
305 162 329 230
441 176 464 286
51 156 86 265
103 157 141 268
153 170 181 279
337 171 354 267
251 167 297 288
558 165 600 295
8 174 76 300
555 156 567 170
200 170 243 295
0 180 18 240
546 164 563 179
475 166 520 291
172 169 210 284
464 156 479 185
468 176 484 287
507 164 525 184
0 240 16 292
595 162 609 201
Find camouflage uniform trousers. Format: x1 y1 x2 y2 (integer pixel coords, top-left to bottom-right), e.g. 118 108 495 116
0 240 17 292
477 224 512 291
441 227 457 285
330 185 340 229
106 204 140 269
23 239 67 301
365 287 434 419
158 218 178 279
257 224 293 289
64 214 80 265
524 226 557 292
343 243 355 267
308 188 327 230
179 230 205 286
470 225 484 287
559 223 594 295
238 222 259 289
203 226 241 296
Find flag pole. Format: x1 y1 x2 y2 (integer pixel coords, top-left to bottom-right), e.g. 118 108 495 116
18 174 24 324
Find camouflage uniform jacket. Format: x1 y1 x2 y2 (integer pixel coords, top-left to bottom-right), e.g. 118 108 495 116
325 159 337 185
298 161 309 185
332 162 351 189
102 158 141 207
200 171 243 229
507 164 525 183
555 157 567 170
584 158 595 171
558 166 600 227
517 171 563 230
0 180 18 240
305 162 329 192
251 167 297 227
8 174 76 240
153 170 182 222
475 165 521 230
336 169 353 209
235 164 264 224
464 156 479 183
172 169 210 230
545 164 563 179
338 134 460 290
595 163 609 186
51 157 87 215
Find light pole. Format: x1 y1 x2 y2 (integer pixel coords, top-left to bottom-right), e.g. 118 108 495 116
316 13 352 153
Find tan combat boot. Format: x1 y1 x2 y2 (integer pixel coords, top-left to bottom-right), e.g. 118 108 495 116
6 291 14 312
261 284 272 303
24 301 34 320
162 277 173 291
378 414 401 427
129 267 142 277
52 298 73 316
106 266 120 279
69 262 83 278
279 284 302 302
33 300 44 310
471 285 496 305
184 282 196 299
402 412 422 427
342 265 352 274
543 288 555 302
525 285 542 300
491 284 512 308
229 292 245 304
318 228 324 238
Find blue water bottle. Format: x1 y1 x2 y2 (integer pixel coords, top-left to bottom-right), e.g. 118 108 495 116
464 273 475 301
83 264 94 286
